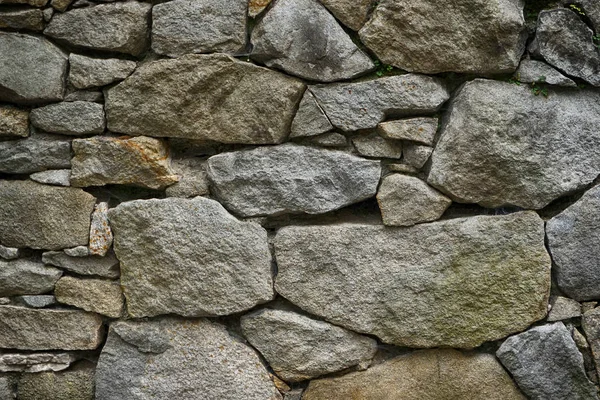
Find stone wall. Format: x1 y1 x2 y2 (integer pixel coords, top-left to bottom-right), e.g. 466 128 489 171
1 0 600 398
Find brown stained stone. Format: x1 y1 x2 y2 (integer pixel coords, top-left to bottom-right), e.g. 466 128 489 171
0 106 29 138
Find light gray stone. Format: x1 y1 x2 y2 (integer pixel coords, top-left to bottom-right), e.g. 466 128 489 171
106 54 305 144
428 79 600 209
29 169 71 187
152 0 247 57
319 0 374 31
95 318 282 400
0 32 67 104
0 352 75 373
403 143 433 169
207 144 381 217
44 2 151 56
0 8 44 31
275 212 550 348
548 296 581 322
42 251 119 279
0 259 62 297
582 308 600 383
69 54 137 89
300 132 347 147
165 158 210 199
55 276 123 318
310 75 449 132
0 375 16 400
516 59 577 87
0 134 71 174
63 246 89 257
30 101 105 136
0 245 19 260
497 322 598 400
571 326 598 384
352 133 402 159
89 202 112 256
63 89 103 103
290 90 333 139
0 298 9 305
377 117 438 145
14 295 56 308
108 197 274 318
578 0 600 32
0 106 28 138
0 181 95 250
18 362 95 400
42 7 53 20
241 308 377 382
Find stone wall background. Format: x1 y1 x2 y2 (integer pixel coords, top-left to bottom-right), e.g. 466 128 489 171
1 0 600 398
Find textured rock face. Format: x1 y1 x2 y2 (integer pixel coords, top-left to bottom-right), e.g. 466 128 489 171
0 259 62 297
497 322 598 400
55 276 123 318
0 9 44 31
310 75 449 132
71 136 178 190
207 144 381 217
108 197 274 318
428 79 600 209
241 309 377 381
30 101 105 136
0 106 28 137
359 0 526 74
377 117 438 145
0 353 74 373
0 376 15 400
249 0 271 17
289 90 333 138
303 349 526 400
516 59 576 87
403 143 433 169
582 308 600 381
15 295 56 308
0 32 67 104
275 212 550 348
106 54 305 144
0 134 71 174
89 202 112 256
548 296 581 322
42 251 119 278
251 0 374 82
17 362 95 400
0 180 95 250
29 169 71 186
319 0 374 31
152 0 247 57
165 158 210 199
44 2 151 56
68 54 136 89
95 318 282 400
352 133 402 159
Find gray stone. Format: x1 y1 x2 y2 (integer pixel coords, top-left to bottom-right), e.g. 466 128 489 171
310 75 449 132
275 212 550 348
89 202 112 256
0 0 46 5
289 90 333 139
0 375 16 400
14 295 56 308
0 8 44 31
42 251 119 279
108 197 274 318
319 0 374 31
403 143 433 169
497 322 598 400
44 2 151 56
69 54 137 89
0 181 95 250
0 32 67 104
0 106 28 138
352 133 402 159
385 162 420 175
251 0 374 82
95 318 282 400
30 101 105 136
106 54 305 144
0 245 19 260
0 298 9 305
516 59 577 87
29 170 71 187
300 132 347 147
249 0 271 17
18 362 95 400
571 326 598 384
548 296 582 322
0 134 71 174
55 276 123 318
0 306 103 350
0 352 75 373
207 144 381 217
547 186 600 301
165 158 210 199
0 259 62 297
582 308 600 383
578 0 600 32
71 136 178 190
377 174 451 227
241 308 377 382
359 0 526 74
63 246 89 257
42 7 53 21
284 389 304 400
428 79 600 209
152 0 247 57
63 89 103 103
51 0 74 12
377 117 438 145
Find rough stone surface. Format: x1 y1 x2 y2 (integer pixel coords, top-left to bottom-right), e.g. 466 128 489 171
69 54 136 89
359 0 527 74
582 307 600 383
352 133 402 159
0 353 75 373
497 322 598 400
42 251 119 279
241 309 377 382
30 101 105 136
0 106 28 138
0 134 71 174
303 349 526 400
64 89 103 103
403 143 433 169
377 117 438 145
15 295 56 308
71 136 178 190
152 0 247 57
0 259 62 297
55 276 123 318
51 0 73 12
0 0 46 5
275 212 550 348
0 245 19 260
251 0 374 82
106 54 305 144
289 90 333 139
0 181 95 250
516 59 577 87
108 197 274 318
64 246 89 257
0 375 16 400
249 0 271 17
319 0 374 31
428 79 600 209
165 158 210 199
0 8 44 31
89 202 112 256
310 75 449 132
579 0 600 32
548 296 582 322
300 132 347 147
95 318 282 400
0 32 67 104
207 144 381 217
0 306 103 350
29 169 71 186
18 362 95 400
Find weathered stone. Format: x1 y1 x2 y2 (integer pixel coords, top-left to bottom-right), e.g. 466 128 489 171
29 169 71 187
0 0 46 6
304 349 526 400
0 375 16 400
63 89 103 103
310 75 449 132
547 186 600 300
42 251 119 279
385 163 420 175
44 2 151 56
377 117 438 145
71 136 178 190
106 54 305 144
516 59 577 87
0 8 44 31
108 197 274 318
582 308 600 383
0 181 95 250
548 296 582 322
275 212 550 348
0 353 75 373
251 0 374 82
69 54 136 89
0 106 28 138
497 322 598 400
537 9 600 86
0 259 62 297
300 132 347 147
249 0 271 17
578 0 600 32
0 298 9 305
63 246 88 257
51 0 74 12
319 0 374 31
0 134 71 174
14 295 56 308
0 306 103 350
290 90 333 139
0 32 67 104
284 389 304 400
89 202 112 256
42 7 52 20
359 0 526 74
18 362 95 400
165 158 210 199
377 174 451 227
428 79 600 209
96 318 282 400
241 308 377 382
55 276 123 318
0 245 19 260
403 143 433 169
352 133 402 159
571 326 598 385
207 144 381 217
152 0 247 57
30 101 105 136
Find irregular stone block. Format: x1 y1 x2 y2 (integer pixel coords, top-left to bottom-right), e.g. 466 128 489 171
14 295 56 308
63 246 88 257
377 117 438 145
582 308 600 383
319 0 374 31
29 169 71 187
0 245 19 260
0 134 71 174
18 362 95 400
548 296 581 322
51 0 73 12
516 59 576 87
0 106 28 138
0 259 62 297
0 8 44 31
403 143 433 169
352 133 402 159
55 276 123 318
69 54 136 89
164 158 210 199
249 0 271 17
0 353 75 373
289 90 333 139
64 89 103 103
42 251 119 279
89 202 112 256
30 101 105 136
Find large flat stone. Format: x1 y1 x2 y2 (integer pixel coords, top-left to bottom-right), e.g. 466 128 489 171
69 54 137 89
18 362 95 400
0 352 75 373
30 101 105 136
55 276 123 318
0 8 44 31
0 134 71 174
0 259 62 297
319 0 373 31
42 251 119 279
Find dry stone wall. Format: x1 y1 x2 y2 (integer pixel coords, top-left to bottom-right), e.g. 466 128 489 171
1 0 600 399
